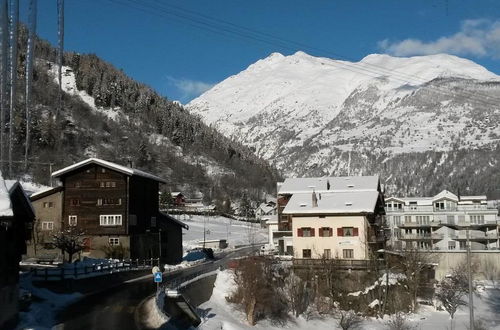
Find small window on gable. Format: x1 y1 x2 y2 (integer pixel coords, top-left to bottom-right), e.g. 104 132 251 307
109 237 119 246
101 168 106 173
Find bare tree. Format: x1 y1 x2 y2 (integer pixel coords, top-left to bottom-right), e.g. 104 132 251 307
283 269 313 317
435 262 470 330
52 228 85 263
385 312 417 330
393 247 436 312
334 310 363 330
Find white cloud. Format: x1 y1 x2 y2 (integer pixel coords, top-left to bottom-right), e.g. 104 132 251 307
167 76 215 101
379 19 500 58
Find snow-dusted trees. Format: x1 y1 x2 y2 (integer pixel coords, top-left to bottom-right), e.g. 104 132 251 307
435 261 471 330
52 228 85 263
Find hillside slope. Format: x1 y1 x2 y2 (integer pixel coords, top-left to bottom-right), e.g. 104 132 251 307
187 51 500 198
9 30 280 203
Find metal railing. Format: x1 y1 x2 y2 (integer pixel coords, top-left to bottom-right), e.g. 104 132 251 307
31 258 160 281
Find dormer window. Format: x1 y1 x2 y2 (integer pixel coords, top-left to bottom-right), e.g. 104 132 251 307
300 203 307 207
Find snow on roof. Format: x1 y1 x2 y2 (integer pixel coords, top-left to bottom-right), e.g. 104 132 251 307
460 195 487 201
30 186 64 200
278 175 379 195
171 192 183 197
257 202 275 214
432 190 458 202
283 191 379 214
387 190 463 205
0 173 13 217
52 158 167 183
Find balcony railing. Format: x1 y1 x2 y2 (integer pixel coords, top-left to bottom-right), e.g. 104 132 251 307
400 233 444 240
452 231 499 240
399 219 498 228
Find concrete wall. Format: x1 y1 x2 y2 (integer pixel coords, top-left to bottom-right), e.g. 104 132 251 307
434 251 500 280
292 215 368 259
82 235 131 259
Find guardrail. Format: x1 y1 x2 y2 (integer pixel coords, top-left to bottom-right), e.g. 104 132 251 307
31 258 160 281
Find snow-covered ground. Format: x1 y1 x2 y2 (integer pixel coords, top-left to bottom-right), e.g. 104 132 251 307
198 270 500 330
17 274 82 330
178 215 268 251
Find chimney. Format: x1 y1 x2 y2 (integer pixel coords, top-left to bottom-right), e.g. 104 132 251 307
312 190 318 208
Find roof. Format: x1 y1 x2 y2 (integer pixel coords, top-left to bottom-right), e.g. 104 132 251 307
0 173 13 217
159 212 189 229
385 189 484 205
171 192 184 197
30 186 64 201
283 191 380 215
256 202 276 214
52 158 167 183
278 175 380 195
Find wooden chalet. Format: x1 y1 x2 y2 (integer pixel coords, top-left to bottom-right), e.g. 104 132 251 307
51 158 188 264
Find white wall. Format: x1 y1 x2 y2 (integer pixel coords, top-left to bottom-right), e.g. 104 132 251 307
292 215 368 260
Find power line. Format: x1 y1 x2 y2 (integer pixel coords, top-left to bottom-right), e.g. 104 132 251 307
107 0 500 109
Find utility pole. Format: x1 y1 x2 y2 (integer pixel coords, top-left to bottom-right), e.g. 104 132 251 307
467 228 474 330
8 0 19 178
24 0 37 172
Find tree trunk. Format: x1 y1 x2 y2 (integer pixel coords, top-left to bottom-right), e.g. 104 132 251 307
247 297 256 325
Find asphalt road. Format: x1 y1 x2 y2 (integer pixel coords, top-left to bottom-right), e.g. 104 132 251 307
56 246 259 330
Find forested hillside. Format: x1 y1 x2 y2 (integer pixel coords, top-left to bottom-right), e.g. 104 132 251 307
10 28 280 203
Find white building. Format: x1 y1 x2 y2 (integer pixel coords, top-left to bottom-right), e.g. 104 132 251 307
386 190 500 251
276 175 385 258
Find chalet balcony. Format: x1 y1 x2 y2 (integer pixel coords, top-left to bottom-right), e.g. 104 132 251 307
456 220 498 228
399 232 444 240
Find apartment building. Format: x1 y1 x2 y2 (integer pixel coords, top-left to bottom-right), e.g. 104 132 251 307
386 190 499 251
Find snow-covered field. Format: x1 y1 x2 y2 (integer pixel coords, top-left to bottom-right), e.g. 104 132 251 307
198 270 500 330
178 215 268 251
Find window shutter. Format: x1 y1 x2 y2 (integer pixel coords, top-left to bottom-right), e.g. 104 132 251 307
298 228 303 237
319 228 323 237
337 228 343 236
311 228 315 237
329 228 333 237
353 228 359 236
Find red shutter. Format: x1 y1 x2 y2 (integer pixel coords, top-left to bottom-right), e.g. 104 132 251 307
353 228 359 236
298 228 303 237
311 228 315 237
329 228 333 237
319 228 323 237
337 228 343 236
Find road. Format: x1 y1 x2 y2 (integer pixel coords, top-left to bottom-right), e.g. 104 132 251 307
56 246 259 330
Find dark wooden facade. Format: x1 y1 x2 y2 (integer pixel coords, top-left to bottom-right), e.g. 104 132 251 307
52 159 187 264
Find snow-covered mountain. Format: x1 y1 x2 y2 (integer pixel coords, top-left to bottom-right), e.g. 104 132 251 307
187 51 500 197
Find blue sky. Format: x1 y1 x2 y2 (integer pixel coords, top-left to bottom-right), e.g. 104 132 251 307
30 0 500 103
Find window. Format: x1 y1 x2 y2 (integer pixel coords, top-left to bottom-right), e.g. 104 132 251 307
101 168 106 173
419 241 430 249
104 181 117 188
416 215 430 225
302 227 314 237
100 215 123 226
459 241 467 250
343 249 354 259
320 227 332 237
151 216 157 227
109 237 120 246
75 181 81 188
41 221 54 230
97 198 103 206
100 182 105 188
323 249 331 259
409 201 417 210
43 202 54 208
68 215 77 226
302 249 311 258
394 216 401 226
343 227 354 236
435 201 445 210
338 227 358 237
470 215 485 224
448 241 456 250
394 228 401 239
71 199 80 206
405 216 412 223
